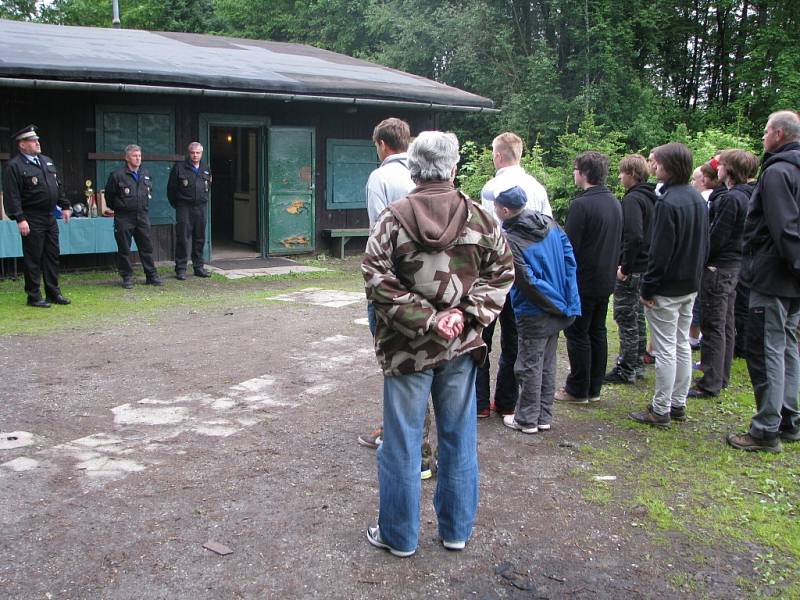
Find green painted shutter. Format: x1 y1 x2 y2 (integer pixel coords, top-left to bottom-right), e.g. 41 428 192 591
326 139 378 210
267 127 315 254
96 106 175 225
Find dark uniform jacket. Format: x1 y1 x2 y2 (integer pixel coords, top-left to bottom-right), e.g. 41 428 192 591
105 166 153 214
641 183 709 299
707 182 754 269
2 153 69 221
619 182 657 276
167 160 211 207
741 141 800 298
564 185 623 298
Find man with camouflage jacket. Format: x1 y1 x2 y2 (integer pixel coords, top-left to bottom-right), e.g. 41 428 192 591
362 131 514 557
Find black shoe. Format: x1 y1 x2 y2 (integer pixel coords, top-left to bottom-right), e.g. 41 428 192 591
670 406 687 421
604 368 635 384
193 268 211 278
145 277 163 286
779 426 800 442
629 405 670 428
122 277 134 289
27 297 51 308
687 386 717 399
47 294 71 305
175 271 187 281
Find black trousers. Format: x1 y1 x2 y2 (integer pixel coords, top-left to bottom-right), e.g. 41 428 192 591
174 203 207 272
114 211 157 279
564 294 610 398
21 212 61 301
475 298 519 412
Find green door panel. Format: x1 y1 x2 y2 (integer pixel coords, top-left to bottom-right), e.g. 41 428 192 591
268 127 315 255
96 106 175 225
326 139 378 210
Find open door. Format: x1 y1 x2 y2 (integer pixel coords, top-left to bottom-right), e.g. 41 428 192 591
199 114 269 260
267 127 315 255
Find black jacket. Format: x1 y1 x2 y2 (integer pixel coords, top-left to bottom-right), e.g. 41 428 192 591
641 183 709 299
565 185 623 298
2 153 69 221
741 142 800 297
707 182 753 268
104 166 153 214
167 160 211 207
619 182 657 276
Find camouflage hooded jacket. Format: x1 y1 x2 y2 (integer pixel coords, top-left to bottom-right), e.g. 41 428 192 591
362 181 514 376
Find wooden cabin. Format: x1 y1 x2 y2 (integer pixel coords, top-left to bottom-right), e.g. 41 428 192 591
0 19 494 270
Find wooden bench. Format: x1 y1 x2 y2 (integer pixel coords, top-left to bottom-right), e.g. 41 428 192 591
325 228 370 259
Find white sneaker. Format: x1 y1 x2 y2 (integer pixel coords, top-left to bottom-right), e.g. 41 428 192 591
538 423 551 431
367 525 415 557
503 414 538 434
442 539 466 551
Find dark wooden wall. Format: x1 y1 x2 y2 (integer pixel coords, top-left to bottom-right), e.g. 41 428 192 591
0 87 438 264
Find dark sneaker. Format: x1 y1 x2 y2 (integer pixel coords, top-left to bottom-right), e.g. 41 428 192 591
145 277 163 286
421 457 434 481
367 525 415 557
477 408 490 418
175 271 187 281
555 389 589 404
26 297 51 308
357 426 383 449
194 268 212 278
779 427 800 442
670 406 687 422
642 352 655 365
604 368 635 384
122 277 134 289
687 386 717 398
726 432 782 453
47 294 71 305
629 406 670 428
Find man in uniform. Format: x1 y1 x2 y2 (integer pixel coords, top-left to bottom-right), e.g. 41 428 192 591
167 142 212 280
104 144 162 288
2 125 72 307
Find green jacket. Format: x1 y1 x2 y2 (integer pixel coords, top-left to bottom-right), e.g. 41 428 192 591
362 181 514 376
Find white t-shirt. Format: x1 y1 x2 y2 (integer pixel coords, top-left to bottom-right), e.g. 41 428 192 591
480 165 551 224
366 153 415 228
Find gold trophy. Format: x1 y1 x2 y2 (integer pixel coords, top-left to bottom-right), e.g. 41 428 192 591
85 179 97 217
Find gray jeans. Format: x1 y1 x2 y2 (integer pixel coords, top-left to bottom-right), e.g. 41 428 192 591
745 290 800 439
645 293 696 415
514 314 573 427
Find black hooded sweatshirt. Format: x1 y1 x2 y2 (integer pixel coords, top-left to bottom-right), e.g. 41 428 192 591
741 141 800 297
619 182 657 275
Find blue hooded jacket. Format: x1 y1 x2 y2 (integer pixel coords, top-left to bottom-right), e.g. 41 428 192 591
502 209 581 319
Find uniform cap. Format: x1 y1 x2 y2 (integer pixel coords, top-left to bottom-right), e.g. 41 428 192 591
494 185 527 209
12 124 39 142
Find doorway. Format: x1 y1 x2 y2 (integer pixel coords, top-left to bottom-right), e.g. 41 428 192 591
209 126 261 259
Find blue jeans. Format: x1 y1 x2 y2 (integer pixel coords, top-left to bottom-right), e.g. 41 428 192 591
378 354 478 552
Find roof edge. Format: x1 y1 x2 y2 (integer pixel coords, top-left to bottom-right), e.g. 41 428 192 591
0 76 499 114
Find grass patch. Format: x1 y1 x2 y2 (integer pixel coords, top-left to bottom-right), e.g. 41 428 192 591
573 312 800 598
0 263 362 335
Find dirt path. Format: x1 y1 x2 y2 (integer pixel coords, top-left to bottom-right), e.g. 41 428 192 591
0 274 753 599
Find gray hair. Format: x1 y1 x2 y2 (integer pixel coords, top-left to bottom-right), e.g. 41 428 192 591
768 110 800 142
124 144 142 157
188 141 203 151
407 131 460 182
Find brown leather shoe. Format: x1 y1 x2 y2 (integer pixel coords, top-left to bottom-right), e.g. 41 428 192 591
554 389 588 404
726 432 782 452
629 406 670 428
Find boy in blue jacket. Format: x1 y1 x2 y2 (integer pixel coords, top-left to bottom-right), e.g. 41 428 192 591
494 186 582 433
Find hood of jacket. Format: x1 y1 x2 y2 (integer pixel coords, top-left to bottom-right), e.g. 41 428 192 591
628 182 657 204
502 208 552 241
762 142 800 171
388 181 469 250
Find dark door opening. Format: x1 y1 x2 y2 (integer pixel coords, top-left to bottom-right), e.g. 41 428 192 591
209 126 260 259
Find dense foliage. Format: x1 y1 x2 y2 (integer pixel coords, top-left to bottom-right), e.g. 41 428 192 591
3 0 796 209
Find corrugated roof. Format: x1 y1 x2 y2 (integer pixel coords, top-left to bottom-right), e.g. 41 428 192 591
0 19 494 110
